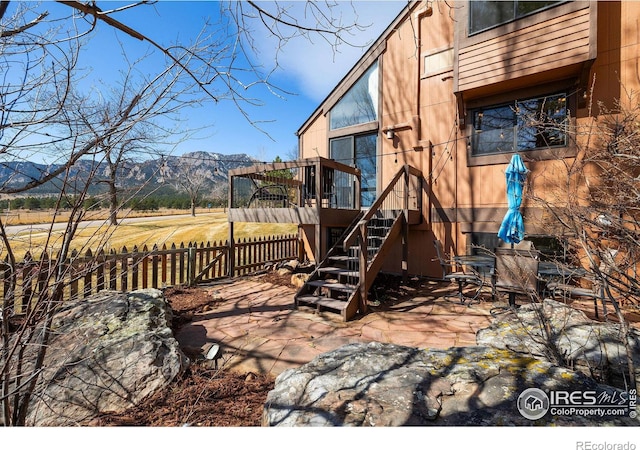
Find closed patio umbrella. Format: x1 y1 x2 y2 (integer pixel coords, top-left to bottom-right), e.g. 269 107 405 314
497 154 528 244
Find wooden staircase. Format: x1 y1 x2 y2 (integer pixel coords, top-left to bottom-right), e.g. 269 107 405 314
294 164 423 321
295 211 404 320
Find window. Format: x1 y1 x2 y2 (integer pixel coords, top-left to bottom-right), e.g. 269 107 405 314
470 93 568 156
469 1 563 35
330 133 377 207
330 62 379 130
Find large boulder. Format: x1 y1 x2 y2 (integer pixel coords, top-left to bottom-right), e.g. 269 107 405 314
476 299 640 389
25 289 188 426
263 342 638 426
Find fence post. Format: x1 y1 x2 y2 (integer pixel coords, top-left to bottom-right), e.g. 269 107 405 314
22 251 33 313
109 249 117 291
228 222 235 278
132 245 139 290
142 245 149 289
179 242 185 284
70 249 79 300
121 246 129 292
170 243 177 286
83 249 93 298
187 246 197 286
152 244 158 289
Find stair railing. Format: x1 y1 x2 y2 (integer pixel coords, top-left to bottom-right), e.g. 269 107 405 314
342 165 421 253
295 210 365 297
341 164 423 312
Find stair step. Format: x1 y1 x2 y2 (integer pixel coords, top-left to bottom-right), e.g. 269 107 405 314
370 219 394 227
349 246 380 253
296 295 348 311
318 267 359 277
306 280 357 293
328 255 359 263
368 225 392 231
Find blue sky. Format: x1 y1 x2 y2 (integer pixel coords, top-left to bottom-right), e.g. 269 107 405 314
58 1 407 164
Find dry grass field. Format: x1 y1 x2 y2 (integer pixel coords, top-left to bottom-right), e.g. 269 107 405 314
2 208 297 259
1 207 215 226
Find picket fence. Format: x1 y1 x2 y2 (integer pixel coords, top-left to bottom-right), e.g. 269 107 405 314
1 234 300 312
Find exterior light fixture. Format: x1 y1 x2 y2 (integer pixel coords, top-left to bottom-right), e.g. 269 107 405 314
385 130 395 139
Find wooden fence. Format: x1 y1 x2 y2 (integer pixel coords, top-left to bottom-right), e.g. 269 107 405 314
1 234 300 311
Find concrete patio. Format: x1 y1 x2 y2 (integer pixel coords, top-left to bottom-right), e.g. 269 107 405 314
174 275 639 378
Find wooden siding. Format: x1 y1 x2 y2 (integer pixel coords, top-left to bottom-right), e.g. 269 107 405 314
229 207 320 224
457 7 593 92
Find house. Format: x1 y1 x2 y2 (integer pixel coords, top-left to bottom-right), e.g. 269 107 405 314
229 1 638 320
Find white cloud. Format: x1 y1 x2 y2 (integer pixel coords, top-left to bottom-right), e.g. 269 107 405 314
256 1 407 102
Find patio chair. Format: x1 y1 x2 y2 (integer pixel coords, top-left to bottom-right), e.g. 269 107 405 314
547 248 617 319
547 276 607 319
492 247 540 312
433 239 484 305
248 184 290 208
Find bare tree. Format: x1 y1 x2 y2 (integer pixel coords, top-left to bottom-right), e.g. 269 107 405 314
526 82 640 391
0 0 367 425
170 154 216 217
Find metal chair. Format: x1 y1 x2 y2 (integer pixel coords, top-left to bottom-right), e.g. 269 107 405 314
546 249 617 319
493 247 540 311
547 272 607 319
433 239 483 305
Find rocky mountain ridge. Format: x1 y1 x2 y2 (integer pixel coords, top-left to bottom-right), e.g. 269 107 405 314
0 151 258 195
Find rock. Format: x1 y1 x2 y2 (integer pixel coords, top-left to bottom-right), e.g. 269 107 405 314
25 289 188 426
294 262 315 274
263 342 638 426
277 259 299 275
476 299 640 389
291 273 309 288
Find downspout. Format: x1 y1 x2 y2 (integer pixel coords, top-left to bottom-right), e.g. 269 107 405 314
454 121 459 253
414 4 433 223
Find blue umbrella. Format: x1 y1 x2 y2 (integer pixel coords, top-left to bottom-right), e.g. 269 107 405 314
498 154 528 244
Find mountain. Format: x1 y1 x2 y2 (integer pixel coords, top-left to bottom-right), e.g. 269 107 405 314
0 151 259 196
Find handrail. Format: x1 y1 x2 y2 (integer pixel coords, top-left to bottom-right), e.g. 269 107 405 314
342 164 421 251
228 156 361 178
229 157 362 210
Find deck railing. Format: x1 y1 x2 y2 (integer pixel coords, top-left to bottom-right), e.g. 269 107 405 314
229 157 361 211
1 234 299 312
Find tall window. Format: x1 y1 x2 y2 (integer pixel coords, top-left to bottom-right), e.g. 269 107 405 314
330 62 379 130
471 93 568 156
469 1 563 35
330 133 377 207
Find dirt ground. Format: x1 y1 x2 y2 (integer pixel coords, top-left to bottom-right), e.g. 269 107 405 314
93 271 410 427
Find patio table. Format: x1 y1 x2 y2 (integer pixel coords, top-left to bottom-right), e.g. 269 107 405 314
537 261 588 298
454 254 496 298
